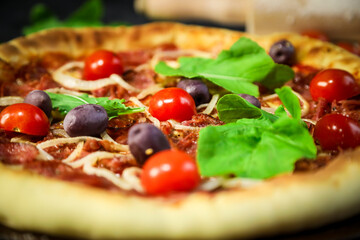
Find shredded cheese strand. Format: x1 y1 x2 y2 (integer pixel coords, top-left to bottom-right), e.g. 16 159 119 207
167 120 202 131
100 131 129 152
202 94 219 115
221 177 263 189
109 74 141 93
66 151 123 168
53 62 116 90
129 97 161 128
62 142 84 163
83 163 134 190
53 62 141 92
136 84 163 99
36 146 55 161
45 88 83 96
37 136 101 149
0 96 23 106
122 167 144 193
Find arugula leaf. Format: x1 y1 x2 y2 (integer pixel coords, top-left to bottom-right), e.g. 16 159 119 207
155 37 294 97
217 94 277 123
275 86 301 120
197 86 316 179
47 92 144 119
217 86 303 124
197 116 316 179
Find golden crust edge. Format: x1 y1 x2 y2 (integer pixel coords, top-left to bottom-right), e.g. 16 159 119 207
0 147 360 239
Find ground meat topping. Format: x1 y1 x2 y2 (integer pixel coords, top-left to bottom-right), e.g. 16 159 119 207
0 142 39 164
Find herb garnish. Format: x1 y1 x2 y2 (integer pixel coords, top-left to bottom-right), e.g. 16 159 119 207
155 37 294 97
47 92 144 120
197 86 316 179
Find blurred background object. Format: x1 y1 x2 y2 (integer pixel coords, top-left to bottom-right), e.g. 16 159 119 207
1 0 359 44
136 0 360 41
0 0 149 43
135 0 247 26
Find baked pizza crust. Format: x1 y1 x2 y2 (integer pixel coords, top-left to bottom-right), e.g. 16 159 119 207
0 22 360 239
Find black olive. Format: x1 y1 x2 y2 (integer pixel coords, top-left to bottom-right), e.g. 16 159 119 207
269 40 295 66
238 94 261 109
63 104 108 137
177 79 211 106
24 90 52 118
128 123 170 165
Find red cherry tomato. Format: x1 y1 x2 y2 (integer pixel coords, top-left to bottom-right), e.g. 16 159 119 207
337 42 360 56
0 103 50 136
141 149 200 195
83 50 124 80
301 30 329 42
314 114 360 150
149 88 196 122
309 69 360 102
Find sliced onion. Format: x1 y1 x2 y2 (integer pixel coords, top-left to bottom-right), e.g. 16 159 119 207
53 62 117 91
202 94 219 115
129 97 160 128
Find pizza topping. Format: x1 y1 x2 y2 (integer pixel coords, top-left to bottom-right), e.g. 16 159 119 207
238 94 261 109
141 149 200 195
155 37 294 97
53 61 140 92
197 86 316 179
128 123 171 165
309 69 360 102
1 33 359 195
177 79 211 106
47 92 144 119
0 96 24 106
336 41 360 56
199 94 219 115
0 142 39 164
269 39 295 66
83 50 124 80
24 90 53 118
149 88 196 122
313 113 360 150
0 103 50 136
301 30 329 41
63 104 108 137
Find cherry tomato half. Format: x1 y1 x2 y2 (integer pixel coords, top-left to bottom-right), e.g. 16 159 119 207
149 88 196 122
141 149 200 195
301 30 329 42
313 114 360 150
83 50 124 80
0 103 50 136
309 69 360 102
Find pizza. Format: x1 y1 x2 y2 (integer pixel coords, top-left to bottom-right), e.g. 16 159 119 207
0 22 360 239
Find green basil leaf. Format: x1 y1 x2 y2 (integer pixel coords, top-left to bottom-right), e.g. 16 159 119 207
275 86 301 120
46 92 144 119
217 94 262 123
155 37 294 97
217 94 278 123
197 117 316 179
